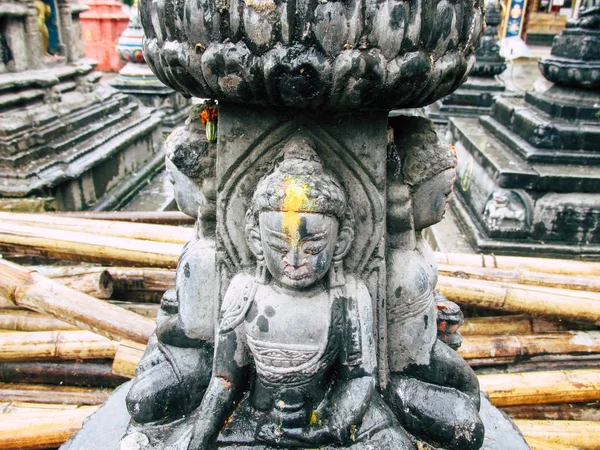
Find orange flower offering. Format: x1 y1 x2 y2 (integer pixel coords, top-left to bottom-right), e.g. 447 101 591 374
200 105 218 124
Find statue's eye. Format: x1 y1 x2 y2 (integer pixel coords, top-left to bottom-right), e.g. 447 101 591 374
267 242 289 254
303 244 325 255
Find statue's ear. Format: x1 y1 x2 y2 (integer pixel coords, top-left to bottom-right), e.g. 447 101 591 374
245 224 263 258
333 225 354 261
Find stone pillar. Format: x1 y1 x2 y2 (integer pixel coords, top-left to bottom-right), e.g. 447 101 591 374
1 4 31 72
24 2 45 70
57 0 77 62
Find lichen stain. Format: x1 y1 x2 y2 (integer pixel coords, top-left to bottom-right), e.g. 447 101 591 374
244 0 277 13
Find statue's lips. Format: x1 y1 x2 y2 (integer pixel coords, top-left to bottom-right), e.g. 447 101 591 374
282 265 312 280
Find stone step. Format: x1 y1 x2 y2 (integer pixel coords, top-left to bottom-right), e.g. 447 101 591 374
490 96 600 158
480 114 600 165
0 90 133 157
0 107 164 198
450 116 600 193
0 98 138 169
450 116 538 189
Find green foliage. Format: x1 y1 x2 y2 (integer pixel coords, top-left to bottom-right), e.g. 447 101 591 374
121 0 135 6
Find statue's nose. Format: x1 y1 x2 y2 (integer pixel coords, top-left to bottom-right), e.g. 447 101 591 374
287 247 302 267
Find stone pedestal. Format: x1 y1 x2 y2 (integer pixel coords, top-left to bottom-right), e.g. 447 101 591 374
428 0 509 126
64 0 529 449
0 0 165 211
450 4 600 258
109 5 190 133
79 0 129 72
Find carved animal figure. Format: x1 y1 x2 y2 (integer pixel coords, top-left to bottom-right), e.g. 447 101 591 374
484 191 526 230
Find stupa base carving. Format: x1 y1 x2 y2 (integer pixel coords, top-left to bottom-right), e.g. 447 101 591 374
0 61 164 211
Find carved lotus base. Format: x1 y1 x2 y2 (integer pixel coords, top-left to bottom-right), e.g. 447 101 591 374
139 0 484 110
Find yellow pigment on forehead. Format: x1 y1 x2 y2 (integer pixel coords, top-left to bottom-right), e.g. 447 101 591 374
281 177 312 246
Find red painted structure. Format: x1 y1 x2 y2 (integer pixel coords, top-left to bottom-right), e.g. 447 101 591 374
79 0 129 72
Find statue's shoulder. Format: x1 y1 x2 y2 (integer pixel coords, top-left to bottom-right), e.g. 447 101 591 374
344 274 372 307
218 274 256 334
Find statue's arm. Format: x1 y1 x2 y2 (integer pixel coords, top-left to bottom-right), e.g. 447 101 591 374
323 281 378 442
187 278 252 449
187 329 247 449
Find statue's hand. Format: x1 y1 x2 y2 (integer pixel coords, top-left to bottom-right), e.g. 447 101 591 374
136 347 166 374
257 423 338 447
186 419 216 450
163 420 216 450
280 426 334 444
256 424 307 448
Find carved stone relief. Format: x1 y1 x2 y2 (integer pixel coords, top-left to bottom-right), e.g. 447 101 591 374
61 0 530 448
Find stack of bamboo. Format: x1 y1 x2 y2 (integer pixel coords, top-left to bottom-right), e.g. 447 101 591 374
0 212 599 449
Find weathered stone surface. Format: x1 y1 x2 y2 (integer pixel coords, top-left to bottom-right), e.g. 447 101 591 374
110 6 190 133
538 1 600 88
447 1 600 257
0 0 166 210
67 1 527 449
61 381 132 450
138 0 484 110
426 0 508 125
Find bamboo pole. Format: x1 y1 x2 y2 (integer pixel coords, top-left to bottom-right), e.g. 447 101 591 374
437 276 600 325
0 382 112 405
109 302 160 318
435 252 600 277
503 402 600 421
0 222 181 268
439 264 600 292
107 267 175 293
479 369 600 407
0 405 99 450
112 340 146 378
0 360 127 387
0 212 193 244
0 302 160 319
0 401 79 415
524 437 581 450
461 315 594 336
459 331 600 360
27 265 175 302
28 266 114 299
0 310 78 331
51 210 194 225
0 259 155 344
515 420 600 449
0 331 118 361
29 265 176 293
469 354 600 371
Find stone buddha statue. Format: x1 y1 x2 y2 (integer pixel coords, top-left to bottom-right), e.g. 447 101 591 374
385 115 483 450
124 110 217 432
161 136 415 450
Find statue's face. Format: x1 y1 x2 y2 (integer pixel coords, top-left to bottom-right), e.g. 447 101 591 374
259 211 339 289
412 168 456 231
165 157 205 219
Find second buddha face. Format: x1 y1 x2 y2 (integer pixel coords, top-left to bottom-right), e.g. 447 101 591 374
259 211 339 289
